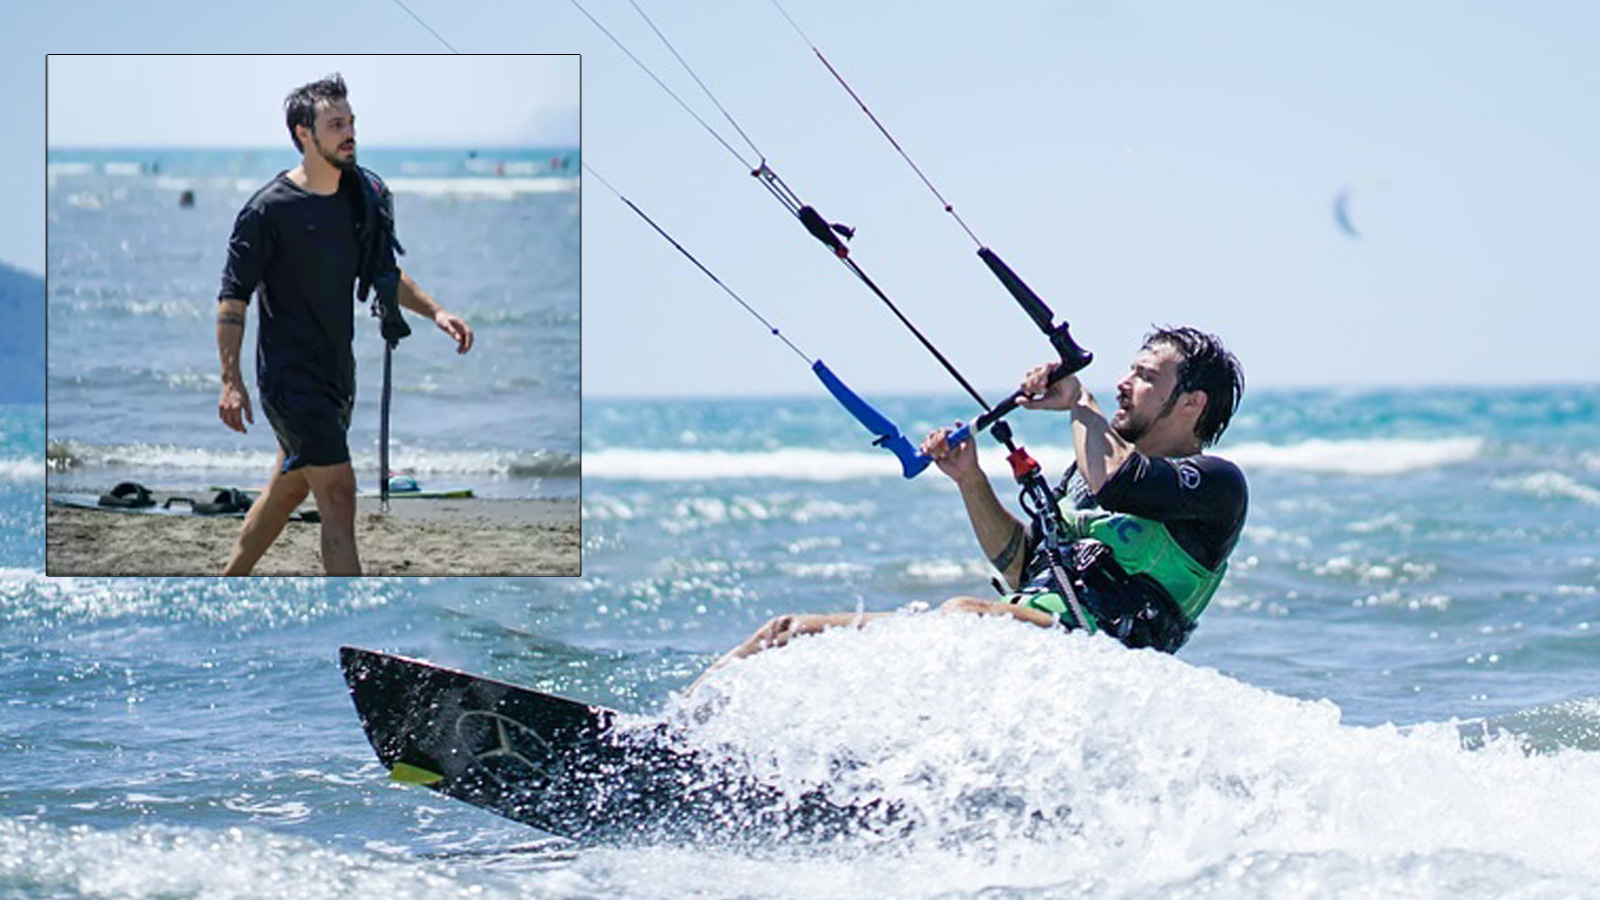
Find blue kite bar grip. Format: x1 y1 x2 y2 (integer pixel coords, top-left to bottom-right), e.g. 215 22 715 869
944 422 973 448
812 359 932 479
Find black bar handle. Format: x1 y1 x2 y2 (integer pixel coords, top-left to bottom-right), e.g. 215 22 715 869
978 247 1053 331
798 205 850 257
977 247 1093 374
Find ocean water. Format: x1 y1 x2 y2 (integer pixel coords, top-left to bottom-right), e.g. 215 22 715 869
8 383 1600 898
45 148 580 500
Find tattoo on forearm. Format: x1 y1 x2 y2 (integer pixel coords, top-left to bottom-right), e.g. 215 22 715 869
990 523 1025 573
217 311 246 328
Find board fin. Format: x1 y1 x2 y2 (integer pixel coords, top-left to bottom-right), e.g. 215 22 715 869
389 762 445 785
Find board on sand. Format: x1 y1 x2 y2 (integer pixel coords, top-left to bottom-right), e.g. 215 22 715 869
211 484 476 500
368 474 474 499
356 486 474 500
50 494 319 522
339 647 880 844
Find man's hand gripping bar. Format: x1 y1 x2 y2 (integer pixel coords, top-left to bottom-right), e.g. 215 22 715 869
940 248 1095 450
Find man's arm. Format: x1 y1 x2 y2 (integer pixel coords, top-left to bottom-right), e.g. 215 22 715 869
1068 387 1135 495
1017 366 1134 495
920 428 1032 589
397 271 474 354
217 198 270 433
216 299 253 433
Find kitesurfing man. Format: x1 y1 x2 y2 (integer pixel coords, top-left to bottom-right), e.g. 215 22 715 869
712 327 1247 667
215 73 474 575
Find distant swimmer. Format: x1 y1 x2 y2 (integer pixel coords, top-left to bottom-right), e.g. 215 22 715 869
214 73 475 576
703 328 1247 680
179 189 195 208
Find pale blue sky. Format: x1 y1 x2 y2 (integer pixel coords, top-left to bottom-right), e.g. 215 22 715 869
47 55 578 149
9 1 1599 394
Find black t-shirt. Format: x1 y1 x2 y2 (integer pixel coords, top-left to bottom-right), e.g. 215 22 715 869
1060 452 1248 571
218 172 361 402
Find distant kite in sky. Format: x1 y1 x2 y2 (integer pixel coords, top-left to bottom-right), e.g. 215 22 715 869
1333 187 1360 239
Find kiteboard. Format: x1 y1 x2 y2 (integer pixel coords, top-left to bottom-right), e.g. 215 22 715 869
210 483 476 500
367 474 474 499
356 485 474 500
339 647 882 844
50 492 319 522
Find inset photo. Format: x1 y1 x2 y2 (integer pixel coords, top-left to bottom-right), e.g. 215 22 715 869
45 55 580 576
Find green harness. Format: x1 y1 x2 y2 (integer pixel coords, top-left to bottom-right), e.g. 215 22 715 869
1010 503 1226 645
1057 506 1227 622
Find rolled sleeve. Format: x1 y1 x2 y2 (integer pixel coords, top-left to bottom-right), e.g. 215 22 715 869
219 203 271 303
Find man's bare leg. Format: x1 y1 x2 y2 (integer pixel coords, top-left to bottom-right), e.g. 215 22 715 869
223 450 310 575
688 611 893 693
689 598 1059 692
301 461 361 575
937 595 1060 628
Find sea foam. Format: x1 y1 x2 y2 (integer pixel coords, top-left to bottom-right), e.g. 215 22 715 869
45 442 578 479
660 613 1600 892
1492 470 1600 506
1225 437 1484 475
0 458 45 481
0 819 586 900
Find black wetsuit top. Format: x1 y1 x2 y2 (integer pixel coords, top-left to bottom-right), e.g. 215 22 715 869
218 172 361 405
1079 453 1248 571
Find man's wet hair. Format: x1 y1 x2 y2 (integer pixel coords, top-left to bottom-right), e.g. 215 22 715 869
284 74 349 153
1145 326 1244 447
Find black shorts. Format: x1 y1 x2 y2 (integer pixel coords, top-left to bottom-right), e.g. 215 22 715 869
261 390 353 473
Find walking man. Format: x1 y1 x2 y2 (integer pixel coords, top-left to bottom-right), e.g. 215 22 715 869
215 73 473 574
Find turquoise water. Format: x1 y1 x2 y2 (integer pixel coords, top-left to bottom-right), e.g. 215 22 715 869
46 147 580 499
9 381 1600 897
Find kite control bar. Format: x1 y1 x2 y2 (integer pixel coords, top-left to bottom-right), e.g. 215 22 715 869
935 250 1093 450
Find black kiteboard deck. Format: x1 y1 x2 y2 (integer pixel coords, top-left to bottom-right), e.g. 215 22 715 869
339 647 881 844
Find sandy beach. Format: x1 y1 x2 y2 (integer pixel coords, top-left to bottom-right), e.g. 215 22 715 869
46 491 581 576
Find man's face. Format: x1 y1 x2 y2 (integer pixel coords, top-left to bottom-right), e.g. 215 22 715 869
1111 342 1185 443
307 99 357 170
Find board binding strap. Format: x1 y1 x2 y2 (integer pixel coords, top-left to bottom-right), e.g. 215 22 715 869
51 483 319 522
338 647 891 845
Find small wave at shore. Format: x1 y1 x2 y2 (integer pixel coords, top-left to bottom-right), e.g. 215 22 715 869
582 437 1487 481
46 441 578 479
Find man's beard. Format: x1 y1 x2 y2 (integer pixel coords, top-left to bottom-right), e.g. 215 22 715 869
1112 409 1147 443
314 133 357 171
1112 391 1180 443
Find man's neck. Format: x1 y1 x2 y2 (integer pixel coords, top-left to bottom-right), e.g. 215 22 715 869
1133 432 1203 459
288 156 343 196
